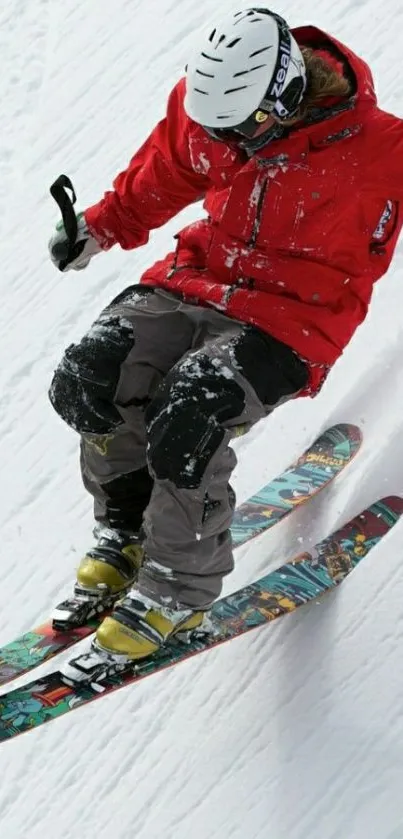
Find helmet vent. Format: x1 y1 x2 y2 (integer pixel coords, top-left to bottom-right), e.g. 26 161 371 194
233 10 265 24
194 88 208 95
208 28 216 42
233 64 266 77
226 37 241 48
201 51 224 63
249 45 272 57
234 9 263 19
196 69 215 78
224 85 248 95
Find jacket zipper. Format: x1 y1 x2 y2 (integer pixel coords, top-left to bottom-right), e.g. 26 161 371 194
248 172 269 248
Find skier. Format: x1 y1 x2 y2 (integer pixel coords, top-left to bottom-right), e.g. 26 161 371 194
49 7 403 675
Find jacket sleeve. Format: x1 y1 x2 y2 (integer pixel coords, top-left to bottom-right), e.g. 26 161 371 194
364 114 403 200
84 79 210 250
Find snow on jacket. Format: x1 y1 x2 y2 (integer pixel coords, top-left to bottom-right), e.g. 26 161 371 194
85 26 403 394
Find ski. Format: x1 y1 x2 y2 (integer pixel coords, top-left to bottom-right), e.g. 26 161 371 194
0 493 400 743
0 423 361 687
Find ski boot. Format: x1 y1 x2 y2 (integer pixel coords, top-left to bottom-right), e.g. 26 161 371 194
61 589 208 686
52 527 144 631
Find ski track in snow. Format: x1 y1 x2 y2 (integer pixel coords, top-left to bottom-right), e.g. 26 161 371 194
1 0 403 836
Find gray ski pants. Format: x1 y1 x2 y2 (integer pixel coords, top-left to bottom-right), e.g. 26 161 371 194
49 286 308 609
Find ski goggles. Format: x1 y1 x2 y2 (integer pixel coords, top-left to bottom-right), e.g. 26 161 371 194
203 107 275 142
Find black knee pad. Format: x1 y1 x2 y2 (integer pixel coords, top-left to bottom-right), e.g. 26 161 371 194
49 314 135 433
233 326 308 405
146 354 245 489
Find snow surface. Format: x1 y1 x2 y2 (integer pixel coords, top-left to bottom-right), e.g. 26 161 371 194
1 1 403 837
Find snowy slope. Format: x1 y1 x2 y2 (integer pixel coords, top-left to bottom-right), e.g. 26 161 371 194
1 1 403 836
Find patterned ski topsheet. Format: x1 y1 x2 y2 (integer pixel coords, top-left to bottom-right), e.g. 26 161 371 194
231 423 361 546
0 494 400 743
0 423 361 688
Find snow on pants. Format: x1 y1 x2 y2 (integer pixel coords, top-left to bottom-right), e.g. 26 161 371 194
49 286 308 609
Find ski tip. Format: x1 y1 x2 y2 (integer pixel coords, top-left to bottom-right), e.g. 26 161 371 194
369 495 403 514
322 422 363 441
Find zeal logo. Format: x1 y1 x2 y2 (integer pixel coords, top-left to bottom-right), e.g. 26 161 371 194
269 35 291 100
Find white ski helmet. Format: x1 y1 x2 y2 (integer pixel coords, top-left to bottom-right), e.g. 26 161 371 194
184 8 307 137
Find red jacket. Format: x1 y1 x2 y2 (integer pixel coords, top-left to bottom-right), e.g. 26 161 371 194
85 26 403 394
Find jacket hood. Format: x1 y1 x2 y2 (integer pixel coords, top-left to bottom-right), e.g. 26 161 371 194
238 26 377 156
293 25 377 109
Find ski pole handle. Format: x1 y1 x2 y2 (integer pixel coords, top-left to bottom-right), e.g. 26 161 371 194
49 174 78 271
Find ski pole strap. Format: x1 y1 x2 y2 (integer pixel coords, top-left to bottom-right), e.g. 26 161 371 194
49 174 78 264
